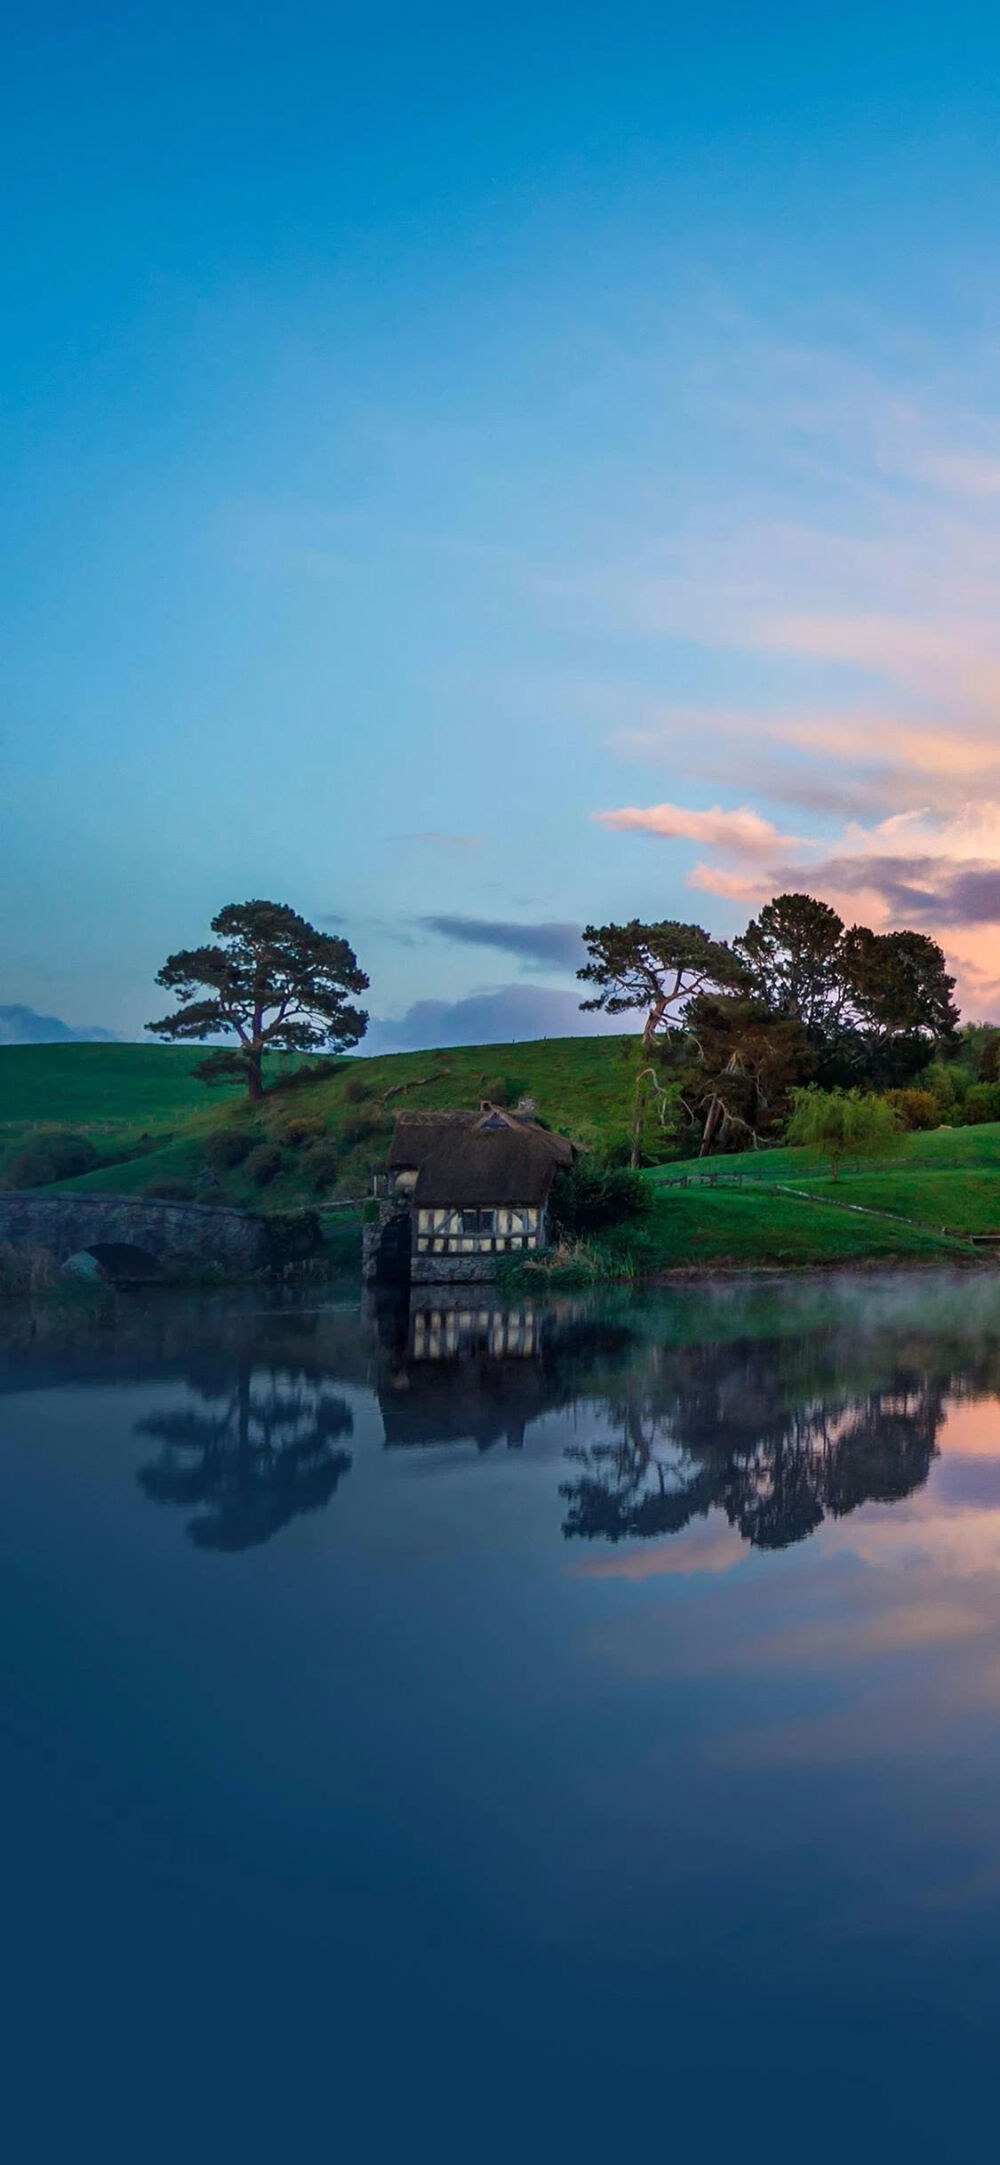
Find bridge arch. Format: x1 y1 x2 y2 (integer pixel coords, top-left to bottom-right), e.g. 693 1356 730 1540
0 1194 270 1280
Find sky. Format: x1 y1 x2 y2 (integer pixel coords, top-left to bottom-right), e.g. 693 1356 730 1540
8 3 1000 1047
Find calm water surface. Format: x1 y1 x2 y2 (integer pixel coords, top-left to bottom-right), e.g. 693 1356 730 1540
5 1270 1000 2159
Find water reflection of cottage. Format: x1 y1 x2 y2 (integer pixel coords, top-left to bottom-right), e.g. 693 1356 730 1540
374 1290 560 1450
412 1302 538 1361
365 1102 577 1286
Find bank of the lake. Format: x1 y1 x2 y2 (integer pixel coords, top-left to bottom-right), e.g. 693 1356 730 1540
5 1040 1000 1282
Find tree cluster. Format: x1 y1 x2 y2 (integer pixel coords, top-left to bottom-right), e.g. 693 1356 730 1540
579 891 958 1159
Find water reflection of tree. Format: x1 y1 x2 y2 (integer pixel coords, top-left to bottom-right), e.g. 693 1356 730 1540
560 1338 945 1550
135 1357 353 1550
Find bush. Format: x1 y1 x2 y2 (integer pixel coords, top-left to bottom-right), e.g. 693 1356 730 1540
342 1112 386 1147
283 1116 326 1148
145 1179 197 1203
344 1073 371 1104
277 1059 336 1093
263 1209 323 1270
962 1082 1000 1126
244 1144 285 1187
978 1031 1000 1083
477 1074 513 1107
476 1074 530 1109
6 1131 101 1188
303 1140 341 1193
204 1127 255 1171
548 1157 648 1238
884 1088 940 1131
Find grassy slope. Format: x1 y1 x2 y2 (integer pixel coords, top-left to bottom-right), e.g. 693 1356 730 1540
0 1038 994 1269
0 1037 637 1209
649 1124 1000 1237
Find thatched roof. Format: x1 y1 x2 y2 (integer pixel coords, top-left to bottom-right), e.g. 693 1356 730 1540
387 1110 481 1171
390 1103 574 1206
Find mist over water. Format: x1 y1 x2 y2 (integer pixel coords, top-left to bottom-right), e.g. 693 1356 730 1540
5 1270 1000 2159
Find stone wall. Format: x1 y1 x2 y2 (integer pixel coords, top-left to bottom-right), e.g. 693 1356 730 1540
0 1193 269 1276
411 1254 501 1285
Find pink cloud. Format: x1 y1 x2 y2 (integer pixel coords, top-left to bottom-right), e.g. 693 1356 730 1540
594 800 798 855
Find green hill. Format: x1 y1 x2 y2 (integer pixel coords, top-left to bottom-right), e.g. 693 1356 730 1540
0 1036 637 1207
0 1038 995 1273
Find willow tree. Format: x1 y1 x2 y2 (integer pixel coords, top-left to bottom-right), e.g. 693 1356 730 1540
785 1086 903 1181
147 900 369 1101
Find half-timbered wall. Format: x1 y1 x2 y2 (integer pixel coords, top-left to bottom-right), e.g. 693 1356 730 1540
415 1204 541 1256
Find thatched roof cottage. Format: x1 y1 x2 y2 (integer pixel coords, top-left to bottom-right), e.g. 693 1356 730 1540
369 1102 576 1284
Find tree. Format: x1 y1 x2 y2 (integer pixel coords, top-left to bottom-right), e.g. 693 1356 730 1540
578 918 746 1165
734 893 958 1085
838 926 959 1058
578 917 746 1047
785 1086 903 1181
734 892 845 1034
147 900 369 1101
674 994 814 1155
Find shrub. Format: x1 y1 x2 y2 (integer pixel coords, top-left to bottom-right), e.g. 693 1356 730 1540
962 1082 1000 1126
204 1127 255 1171
477 1074 529 1108
548 1157 648 1238
145 1179 197 1202
978 1031 1000 1083
303 1140 341 1193
283 1116 326 1148
263 1209 323 1270
884 1088 940 1132
6 1131 101 1188
277 1058 336 1093
341 1112 386 1147
344 1073 371 1104
244 1144 285 1187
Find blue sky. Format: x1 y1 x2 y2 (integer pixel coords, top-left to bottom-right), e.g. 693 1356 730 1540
8 3 1000 1045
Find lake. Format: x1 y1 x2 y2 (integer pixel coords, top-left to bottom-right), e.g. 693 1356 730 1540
5 1269 1000 2160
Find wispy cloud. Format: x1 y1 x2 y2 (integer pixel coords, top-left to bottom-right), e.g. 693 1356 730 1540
419 915 585 971
595 801 799 856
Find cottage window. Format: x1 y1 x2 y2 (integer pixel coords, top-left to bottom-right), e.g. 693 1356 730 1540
458 1208 497 1237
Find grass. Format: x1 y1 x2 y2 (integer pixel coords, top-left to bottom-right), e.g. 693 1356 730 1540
1 1037 998 1274
617 1186 969 1269
0 1035 639 1212
648 1122 1000 1246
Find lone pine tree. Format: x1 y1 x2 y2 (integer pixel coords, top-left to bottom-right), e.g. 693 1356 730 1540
147 900 369 1100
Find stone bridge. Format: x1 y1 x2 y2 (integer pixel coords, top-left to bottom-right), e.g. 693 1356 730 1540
0 1193 270 1281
